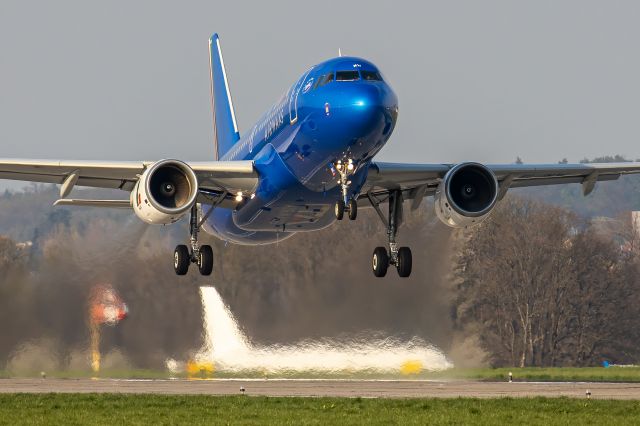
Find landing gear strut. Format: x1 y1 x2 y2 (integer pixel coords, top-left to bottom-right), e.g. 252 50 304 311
174 204 214 276
369 190 412 278
333 158 357 221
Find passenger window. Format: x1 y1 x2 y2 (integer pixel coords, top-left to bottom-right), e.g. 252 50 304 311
335 70 360 81
361 71 382 81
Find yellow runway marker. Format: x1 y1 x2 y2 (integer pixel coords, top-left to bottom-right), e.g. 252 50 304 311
187 361 215 379
400 360 423 375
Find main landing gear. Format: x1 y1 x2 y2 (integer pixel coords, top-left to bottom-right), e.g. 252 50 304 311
333 158 358 221
369 190 412 278
174 204 213 276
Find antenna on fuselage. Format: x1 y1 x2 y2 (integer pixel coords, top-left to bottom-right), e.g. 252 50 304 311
338 48 342 57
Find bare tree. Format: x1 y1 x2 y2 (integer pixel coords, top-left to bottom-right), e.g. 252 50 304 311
455 196 640 367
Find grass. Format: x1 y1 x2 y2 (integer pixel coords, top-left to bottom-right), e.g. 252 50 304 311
6 366 640 382
0 367 634 381
0 394 639 425
428 367 640 383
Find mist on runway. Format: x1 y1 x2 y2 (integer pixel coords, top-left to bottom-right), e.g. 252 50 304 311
1 188 474 373
197 285 452 373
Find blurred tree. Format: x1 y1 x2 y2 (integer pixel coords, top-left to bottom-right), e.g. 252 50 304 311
455 197 640 367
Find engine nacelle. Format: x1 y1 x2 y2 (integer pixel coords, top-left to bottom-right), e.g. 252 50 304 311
131 159 199 225
434 162 499 228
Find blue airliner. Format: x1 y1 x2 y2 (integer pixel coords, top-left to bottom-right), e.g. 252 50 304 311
2 33 640 278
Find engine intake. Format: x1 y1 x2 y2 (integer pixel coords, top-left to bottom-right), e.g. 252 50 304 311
132 159 199 224
434 162 499 228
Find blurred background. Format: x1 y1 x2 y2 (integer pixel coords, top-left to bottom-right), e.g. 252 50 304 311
1 1 640 373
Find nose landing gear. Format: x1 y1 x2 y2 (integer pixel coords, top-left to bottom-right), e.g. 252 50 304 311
174 204 214 276
333 159 358 221
368 190 412 278
335 198 358 221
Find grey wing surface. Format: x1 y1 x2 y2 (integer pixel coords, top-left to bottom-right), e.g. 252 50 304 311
0 159 258 206
362 161 640 209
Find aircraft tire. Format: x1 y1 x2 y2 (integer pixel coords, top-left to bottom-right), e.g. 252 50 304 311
198 245 214 276
335 200 345 220
372 246 389 277
174 245 190 275
397 247 412 278
348 199 358 220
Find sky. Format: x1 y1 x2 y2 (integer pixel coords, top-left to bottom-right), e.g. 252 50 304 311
1 1 639 190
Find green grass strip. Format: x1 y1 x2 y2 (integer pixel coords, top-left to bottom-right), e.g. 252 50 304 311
6 366 640 382
0 394 639 425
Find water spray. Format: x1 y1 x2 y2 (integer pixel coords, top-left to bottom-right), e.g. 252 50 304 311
193 286 452 376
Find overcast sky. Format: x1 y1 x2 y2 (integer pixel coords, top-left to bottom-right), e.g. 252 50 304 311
1 1 639 190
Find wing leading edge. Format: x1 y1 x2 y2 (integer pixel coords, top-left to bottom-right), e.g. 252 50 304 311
363 161 640 207
0 159 258 202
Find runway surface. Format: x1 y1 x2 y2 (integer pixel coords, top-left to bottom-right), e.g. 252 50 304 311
2 379 640 399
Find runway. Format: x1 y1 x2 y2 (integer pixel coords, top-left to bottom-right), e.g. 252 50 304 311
2 379 640 399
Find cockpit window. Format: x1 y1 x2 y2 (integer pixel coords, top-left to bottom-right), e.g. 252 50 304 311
361 70 382 81
335 70 360 81
316 73 334 88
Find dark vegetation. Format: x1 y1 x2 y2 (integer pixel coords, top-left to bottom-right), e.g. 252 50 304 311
0 185 458 372
1 155 640 370
0 186 203 371
454 197 640 367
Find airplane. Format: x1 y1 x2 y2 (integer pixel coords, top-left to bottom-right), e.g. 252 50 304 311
2 33 640 278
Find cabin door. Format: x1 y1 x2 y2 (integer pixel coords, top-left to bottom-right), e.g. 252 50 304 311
288 68 313 125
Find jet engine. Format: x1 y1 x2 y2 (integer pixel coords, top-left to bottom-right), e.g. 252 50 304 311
131 159 199 224
434 162 499 228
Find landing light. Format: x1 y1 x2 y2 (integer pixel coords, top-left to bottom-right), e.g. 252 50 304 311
235 192 243 202
250 193 255 200
347 163 354 171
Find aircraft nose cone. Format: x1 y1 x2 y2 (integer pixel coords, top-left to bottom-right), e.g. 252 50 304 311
306 81 398 157
340 83 397 134
349 83 388 111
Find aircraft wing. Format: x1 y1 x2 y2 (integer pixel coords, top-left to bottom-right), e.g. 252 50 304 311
363 161 640 209
0 159 257 202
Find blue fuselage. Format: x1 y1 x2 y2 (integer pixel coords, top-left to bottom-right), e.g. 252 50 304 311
203 57 398 244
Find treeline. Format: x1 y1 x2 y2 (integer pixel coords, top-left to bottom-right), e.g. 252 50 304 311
454 197 640 367
2 173 640 370
0 187 459 371
0 220 203 371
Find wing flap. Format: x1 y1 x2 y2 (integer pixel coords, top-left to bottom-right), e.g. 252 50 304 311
53 199 132 208
507 173 619 189
190 160 258 193
365 162 447 190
